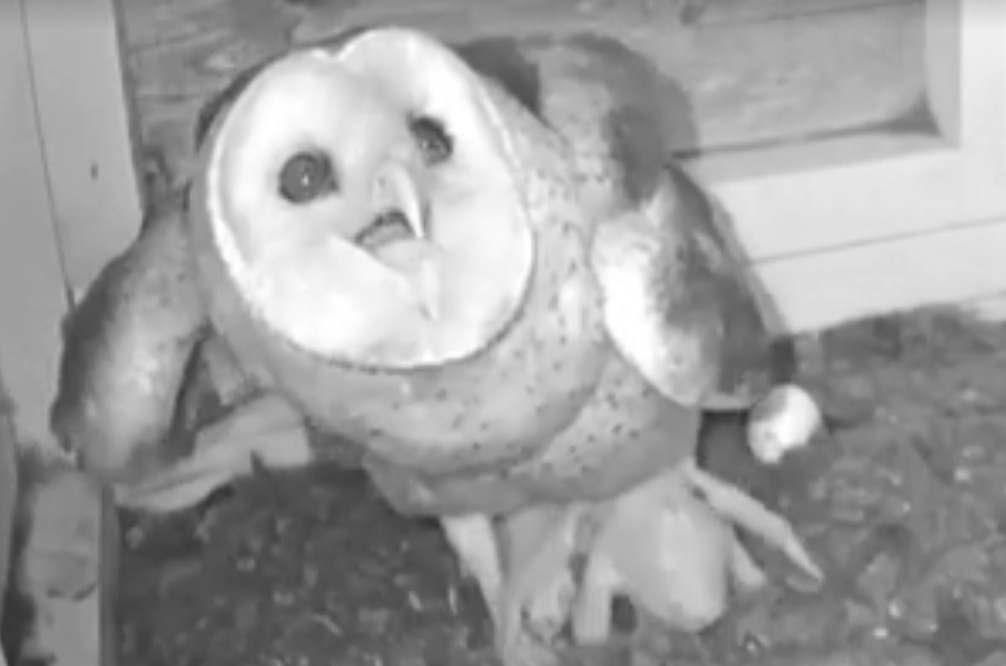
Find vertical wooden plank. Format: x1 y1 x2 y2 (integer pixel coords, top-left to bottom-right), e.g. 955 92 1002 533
1 2 127 666
0 0 68 447
927 0 1006 150
923 0 962 139
23 0 143 293
0 382 21 635
0 2 88 661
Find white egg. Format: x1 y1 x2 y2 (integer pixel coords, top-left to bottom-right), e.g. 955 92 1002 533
746 384 823 465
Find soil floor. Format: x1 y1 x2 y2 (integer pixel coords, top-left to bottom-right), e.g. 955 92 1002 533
118 310 1006 666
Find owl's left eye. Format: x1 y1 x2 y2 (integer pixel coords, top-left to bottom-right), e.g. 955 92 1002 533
278 150 339 204
409 115 453 166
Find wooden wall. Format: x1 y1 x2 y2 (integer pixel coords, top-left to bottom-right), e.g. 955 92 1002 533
119 0 927 182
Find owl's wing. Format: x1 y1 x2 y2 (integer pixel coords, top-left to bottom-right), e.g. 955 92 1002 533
456 32 787 409
591 164 786 409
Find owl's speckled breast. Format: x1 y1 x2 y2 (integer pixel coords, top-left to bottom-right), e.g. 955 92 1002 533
374 348 704 517
507 345 701 502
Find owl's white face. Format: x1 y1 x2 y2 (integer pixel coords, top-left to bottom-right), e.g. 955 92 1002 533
203 29 535 369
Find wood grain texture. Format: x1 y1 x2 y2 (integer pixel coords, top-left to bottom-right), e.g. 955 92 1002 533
114 0 1006 337
118 0 925 177
696 0 916 24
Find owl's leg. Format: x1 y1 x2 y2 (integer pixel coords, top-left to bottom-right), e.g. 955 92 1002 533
440 513 505 621
571 550 619 645
444 513 566 666
494 505 584 666
683 461 822 581
499 506 580 633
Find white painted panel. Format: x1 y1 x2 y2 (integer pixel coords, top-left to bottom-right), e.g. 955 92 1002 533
24 0 143 292
757 218 1006 332
0 0 69 442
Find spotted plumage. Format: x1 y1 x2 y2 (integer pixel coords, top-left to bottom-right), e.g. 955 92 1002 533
50 27 801 666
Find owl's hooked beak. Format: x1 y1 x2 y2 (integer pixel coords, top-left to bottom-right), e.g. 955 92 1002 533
360 159 429 249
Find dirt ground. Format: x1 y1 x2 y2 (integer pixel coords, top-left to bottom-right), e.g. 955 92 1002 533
116 309 1006 666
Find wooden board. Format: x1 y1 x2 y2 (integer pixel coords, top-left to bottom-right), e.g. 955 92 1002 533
0 0 69 448
306 0 929 153
756 215 1006 331
118 0 925 177
0 2 126 665
696 0 911 24
24 0 144 292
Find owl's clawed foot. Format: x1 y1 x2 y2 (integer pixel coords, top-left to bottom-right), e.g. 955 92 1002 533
729 537 769 593
445 464 820 666
684 461 823 582
439 512 561 665
440 514 504 616
441 510 569 666
493 505 586 666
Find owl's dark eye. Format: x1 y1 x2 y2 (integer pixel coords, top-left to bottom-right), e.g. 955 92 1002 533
409 115 453 166
278 150 338 204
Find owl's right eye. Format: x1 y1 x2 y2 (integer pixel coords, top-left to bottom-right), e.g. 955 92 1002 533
409 115 453 166
278 150 339 204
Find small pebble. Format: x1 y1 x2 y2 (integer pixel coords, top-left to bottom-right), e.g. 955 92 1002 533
748 384 823 464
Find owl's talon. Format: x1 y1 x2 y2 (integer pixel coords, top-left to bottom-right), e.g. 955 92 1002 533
729 538 767 593
684 462 822 581
525 564 577 641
